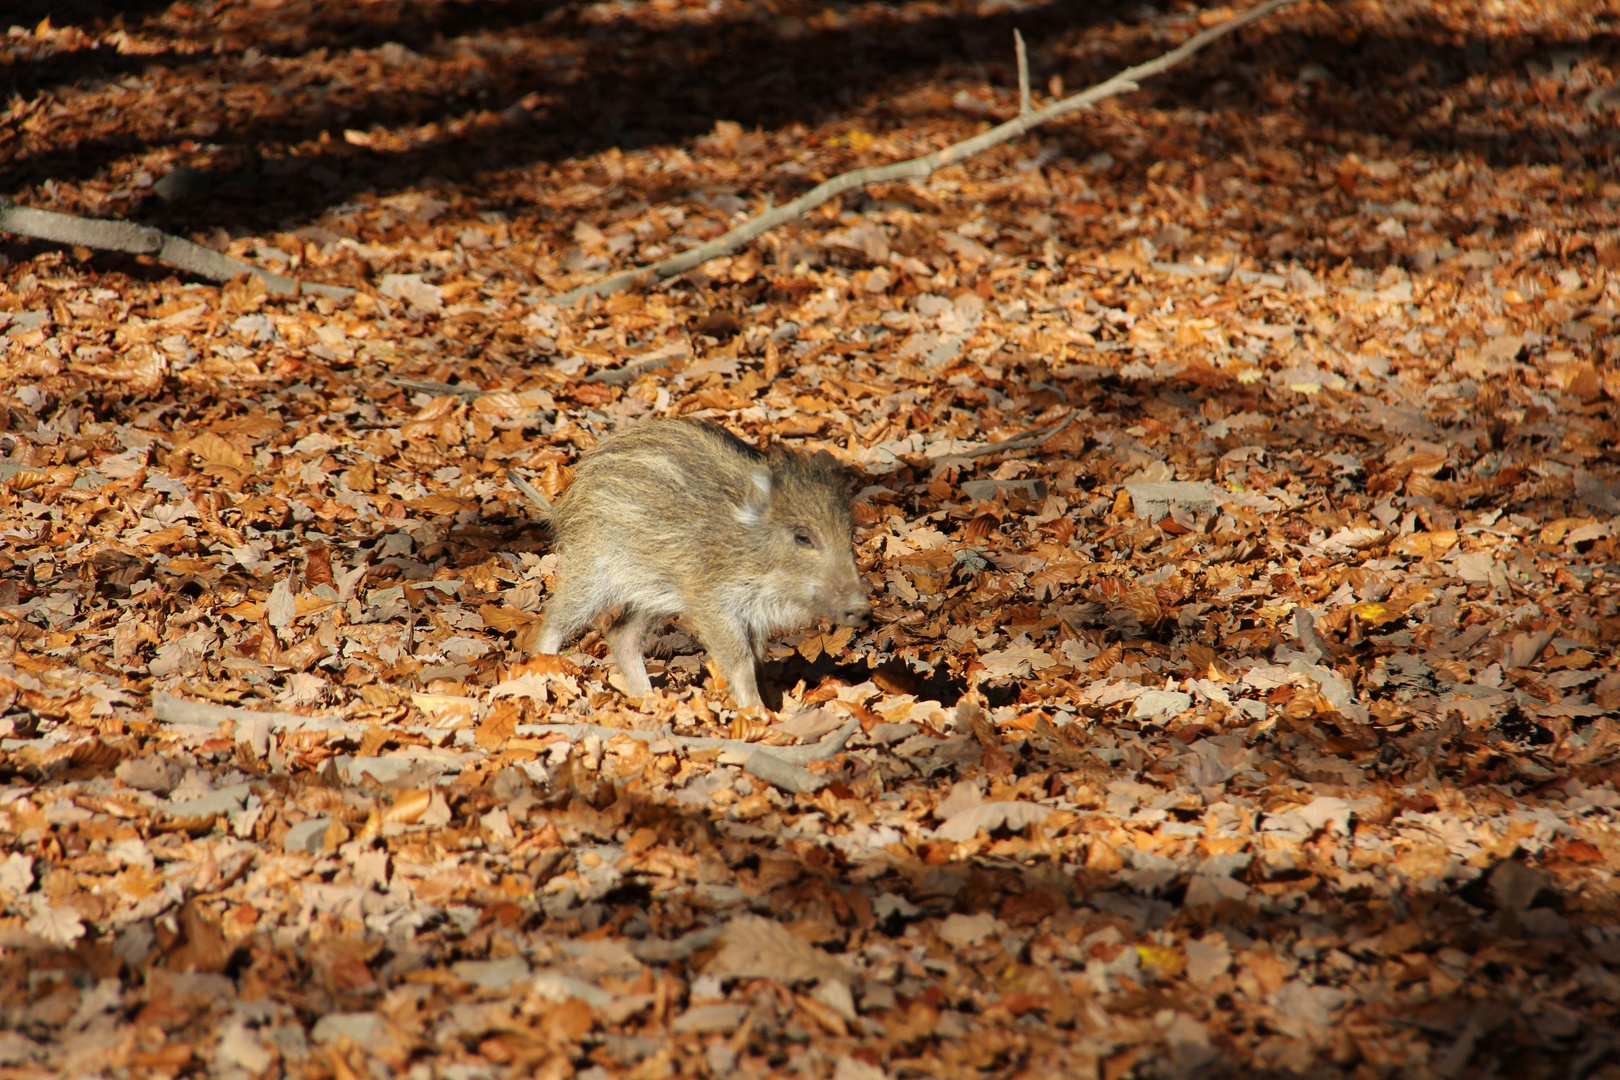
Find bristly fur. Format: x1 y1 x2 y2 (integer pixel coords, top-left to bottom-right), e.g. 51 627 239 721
526 419 870 707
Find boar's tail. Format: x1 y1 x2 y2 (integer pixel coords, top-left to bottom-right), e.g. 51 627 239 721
506 470 555 521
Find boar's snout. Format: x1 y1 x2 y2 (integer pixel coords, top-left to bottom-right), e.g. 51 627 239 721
839 594 872 628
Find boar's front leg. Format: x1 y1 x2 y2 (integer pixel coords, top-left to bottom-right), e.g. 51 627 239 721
692 611 764 708
535 576 597 655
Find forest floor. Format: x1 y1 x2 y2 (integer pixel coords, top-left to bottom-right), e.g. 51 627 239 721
2 0 1620 1077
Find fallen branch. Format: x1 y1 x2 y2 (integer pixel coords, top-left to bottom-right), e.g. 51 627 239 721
154 692 344 731
515 717 861 793
727 747 828 795
552 0 1297 304
154 692 857 795
0 197 354 299
384 376 492 398
515 717 860 765
959 408 1076 458
152 693 453 753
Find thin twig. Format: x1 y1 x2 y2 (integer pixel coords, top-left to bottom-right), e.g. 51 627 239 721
959 408 1076 458
506 470 554 517
1015 30 1031 116
551 0 1298 305
0 198 354 299
582 341 691 384
384 376 491 398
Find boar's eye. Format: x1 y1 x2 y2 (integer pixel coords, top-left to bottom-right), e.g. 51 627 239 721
793 528 817 549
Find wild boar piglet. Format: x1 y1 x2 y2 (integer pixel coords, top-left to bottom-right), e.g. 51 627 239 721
512 419 871 707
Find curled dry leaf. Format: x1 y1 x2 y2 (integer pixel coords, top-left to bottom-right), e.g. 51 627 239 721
727 713 800 746
384 789 433 826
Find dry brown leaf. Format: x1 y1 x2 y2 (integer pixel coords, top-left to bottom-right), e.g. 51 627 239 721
704 914 851 986
475 702 521 750
384 790 433 825
181 431 251 471
1389 530 1458 558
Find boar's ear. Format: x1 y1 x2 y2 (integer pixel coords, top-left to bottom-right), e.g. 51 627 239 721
734 467 773 527
809 449 859 498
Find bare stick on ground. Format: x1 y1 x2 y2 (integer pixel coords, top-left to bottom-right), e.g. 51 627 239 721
0 197 354 299
1015 29 1031 116
551 0 1298 305
152 692 856 794
959 408 1077 459
516 719 859 793
507 469 553 515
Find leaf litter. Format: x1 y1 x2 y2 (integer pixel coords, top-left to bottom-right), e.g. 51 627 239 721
2 0 1620 1077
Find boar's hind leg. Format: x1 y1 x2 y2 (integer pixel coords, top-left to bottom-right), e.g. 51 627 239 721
605 609 654 697
696 617 764 708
